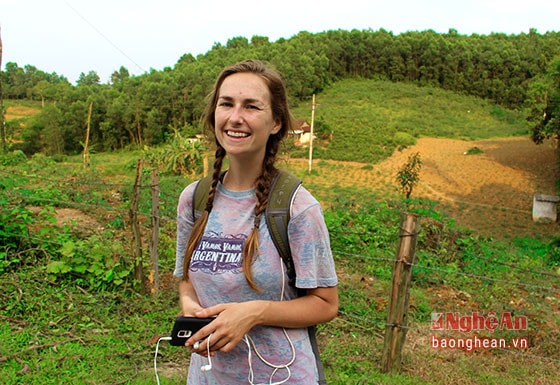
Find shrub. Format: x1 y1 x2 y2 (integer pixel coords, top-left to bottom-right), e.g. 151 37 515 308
0 150 27 166
393 131 417 150
396 152 422 198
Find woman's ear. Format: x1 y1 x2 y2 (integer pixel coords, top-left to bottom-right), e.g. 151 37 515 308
271 118 282 135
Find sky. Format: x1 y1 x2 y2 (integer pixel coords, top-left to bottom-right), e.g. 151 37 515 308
1 0 559 84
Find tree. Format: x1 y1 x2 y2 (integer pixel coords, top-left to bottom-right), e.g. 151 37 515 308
110 66 130 90
77 71 101 86
31 80 52 107
528 56 560 145
396 152 422 199
40 104 64 155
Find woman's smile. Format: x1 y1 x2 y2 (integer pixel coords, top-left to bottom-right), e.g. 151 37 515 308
225 130 250 138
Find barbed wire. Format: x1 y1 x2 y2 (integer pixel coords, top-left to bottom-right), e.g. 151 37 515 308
3 187 177 225
410 263 559 293
3 170 559 370
3 170 558 291
459 251 559 278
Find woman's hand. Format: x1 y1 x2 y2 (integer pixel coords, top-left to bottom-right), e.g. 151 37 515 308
186 301 263 354
178 279 203 317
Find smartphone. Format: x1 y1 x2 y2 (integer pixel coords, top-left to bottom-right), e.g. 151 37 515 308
169 316 215 346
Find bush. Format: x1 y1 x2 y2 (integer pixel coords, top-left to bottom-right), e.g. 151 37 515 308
46 234 133 289
396 152 422 198
393 131 417 150
0 150 28 166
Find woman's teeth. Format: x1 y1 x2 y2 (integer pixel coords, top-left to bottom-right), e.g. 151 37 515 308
227 131 249 138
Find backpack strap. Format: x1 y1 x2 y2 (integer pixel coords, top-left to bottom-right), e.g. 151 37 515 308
265 172 328 383
192 171 228 220
264 170 302 288
192 175 213 220
308 325 328 385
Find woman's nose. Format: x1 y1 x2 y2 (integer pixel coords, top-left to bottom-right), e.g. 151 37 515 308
229 105 244 124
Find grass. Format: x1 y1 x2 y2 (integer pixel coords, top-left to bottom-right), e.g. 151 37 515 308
4 99 42 120
1 153 559 384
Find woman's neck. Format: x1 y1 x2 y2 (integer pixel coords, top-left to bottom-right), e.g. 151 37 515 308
222 161 262 191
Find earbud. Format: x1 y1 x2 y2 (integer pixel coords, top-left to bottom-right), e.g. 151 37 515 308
200 333 213 373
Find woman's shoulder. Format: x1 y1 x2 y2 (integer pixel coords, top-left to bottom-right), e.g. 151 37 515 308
177 180 203 215
179 179 200 200
291 184 322 217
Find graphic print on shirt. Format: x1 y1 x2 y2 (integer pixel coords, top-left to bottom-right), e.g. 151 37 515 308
190 232 245 274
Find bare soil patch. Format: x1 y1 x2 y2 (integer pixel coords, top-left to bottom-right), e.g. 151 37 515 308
294 136 559 239
27 206 104 236
391 137 559 238
5 106 41 121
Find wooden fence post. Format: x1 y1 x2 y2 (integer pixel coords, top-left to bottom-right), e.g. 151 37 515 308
381 212 421 372
130 159 144 292
149 168 160 295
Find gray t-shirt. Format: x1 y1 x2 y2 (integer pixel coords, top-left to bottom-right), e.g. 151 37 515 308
174 180 337 385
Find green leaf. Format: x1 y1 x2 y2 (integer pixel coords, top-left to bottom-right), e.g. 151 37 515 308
59 241 75 257
46 261 72 274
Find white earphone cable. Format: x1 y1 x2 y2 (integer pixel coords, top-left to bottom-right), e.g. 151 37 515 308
154 336 172 385
200 333 213 372
154 246 297 385
243 259 296 385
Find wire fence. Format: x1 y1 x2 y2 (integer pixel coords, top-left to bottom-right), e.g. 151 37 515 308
1 168 559 368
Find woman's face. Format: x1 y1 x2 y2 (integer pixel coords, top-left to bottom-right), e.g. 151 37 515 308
214 72 281 161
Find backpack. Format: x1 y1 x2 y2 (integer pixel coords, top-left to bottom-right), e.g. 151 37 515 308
192 169 328 385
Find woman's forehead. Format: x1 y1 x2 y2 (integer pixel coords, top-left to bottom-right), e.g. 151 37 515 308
218 73 271 102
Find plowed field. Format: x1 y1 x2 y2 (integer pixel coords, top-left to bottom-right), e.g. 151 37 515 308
295 136 559 239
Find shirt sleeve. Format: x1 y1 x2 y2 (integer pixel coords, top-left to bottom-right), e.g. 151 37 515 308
288 187 338 289
173 181 198 279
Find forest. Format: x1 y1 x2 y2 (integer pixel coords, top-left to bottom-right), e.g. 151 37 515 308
2 28 560 157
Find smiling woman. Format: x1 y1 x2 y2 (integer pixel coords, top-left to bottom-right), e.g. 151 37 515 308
173 60 338 385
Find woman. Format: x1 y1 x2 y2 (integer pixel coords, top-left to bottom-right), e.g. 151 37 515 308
174 60 338 385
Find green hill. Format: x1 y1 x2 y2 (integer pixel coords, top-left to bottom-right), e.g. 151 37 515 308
291 78 529 163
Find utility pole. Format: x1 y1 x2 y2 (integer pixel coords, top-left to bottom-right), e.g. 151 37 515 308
307 94 316 173
0 25 6 153
83 101 92 168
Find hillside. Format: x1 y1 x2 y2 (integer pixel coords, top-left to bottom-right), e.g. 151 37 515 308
3 80 558 239
291 78 530 163
289 136 559 239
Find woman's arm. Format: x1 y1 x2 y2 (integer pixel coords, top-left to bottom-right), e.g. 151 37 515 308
178 279 204 316
186 286 338 353
256 286 339 327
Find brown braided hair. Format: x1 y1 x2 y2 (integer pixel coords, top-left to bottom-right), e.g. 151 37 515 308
182 60 293 291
